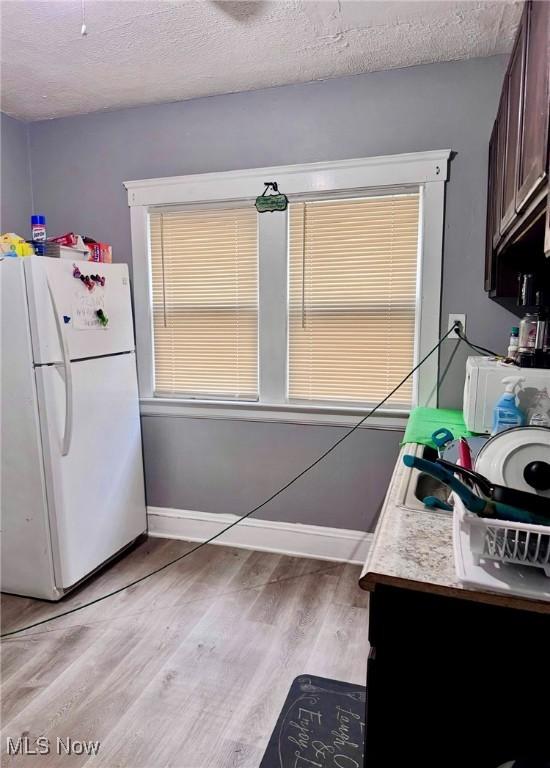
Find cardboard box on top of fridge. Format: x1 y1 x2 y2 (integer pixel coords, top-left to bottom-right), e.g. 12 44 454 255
0 233 34 257
43 242 89 260
50 232 81 247
50 232 113 263
84 239 112 263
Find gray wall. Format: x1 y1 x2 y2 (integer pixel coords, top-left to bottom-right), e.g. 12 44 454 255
26 55 517 530
0 113 32 236
142 417 402 527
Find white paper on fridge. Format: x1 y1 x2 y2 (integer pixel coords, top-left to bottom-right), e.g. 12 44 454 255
73 290 108 330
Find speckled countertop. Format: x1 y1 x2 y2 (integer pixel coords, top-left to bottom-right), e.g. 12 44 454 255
359 445 550 614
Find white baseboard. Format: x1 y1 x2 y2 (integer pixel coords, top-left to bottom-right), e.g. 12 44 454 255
147 507 372 565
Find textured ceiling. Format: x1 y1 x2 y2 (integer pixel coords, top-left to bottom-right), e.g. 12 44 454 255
1 0 522 122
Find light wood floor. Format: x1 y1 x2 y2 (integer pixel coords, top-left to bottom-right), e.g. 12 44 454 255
1 538 369 768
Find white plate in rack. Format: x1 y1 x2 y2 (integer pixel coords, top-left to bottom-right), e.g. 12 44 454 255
452 495 550 602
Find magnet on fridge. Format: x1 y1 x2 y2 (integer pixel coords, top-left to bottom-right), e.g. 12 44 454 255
63 315 71 324
73 264 102 291
96 308 109 327
73 264 93 290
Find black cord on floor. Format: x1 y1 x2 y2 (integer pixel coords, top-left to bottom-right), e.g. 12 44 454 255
1 324 460 639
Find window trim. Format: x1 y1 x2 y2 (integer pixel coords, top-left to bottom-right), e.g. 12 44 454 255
125 150 450 422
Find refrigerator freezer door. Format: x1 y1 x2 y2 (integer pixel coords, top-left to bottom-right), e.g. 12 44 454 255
25 257 135 364
35 352 146 589
1 259 60 599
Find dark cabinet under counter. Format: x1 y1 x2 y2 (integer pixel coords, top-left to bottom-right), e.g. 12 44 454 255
364 585 550 768
360 446 550 768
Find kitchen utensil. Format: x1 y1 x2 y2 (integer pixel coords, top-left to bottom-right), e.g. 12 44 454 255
436 458 550 518
423 495 453 512
440 436 489 463
431 428 454 457
403 454 550 526
458 437 473 470
475 426 550 498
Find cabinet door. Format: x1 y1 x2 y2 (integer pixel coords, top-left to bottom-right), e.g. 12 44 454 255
545 195 550 257
516 0 550 211
485 120 499 291
493 89 508 249
500 11 526 232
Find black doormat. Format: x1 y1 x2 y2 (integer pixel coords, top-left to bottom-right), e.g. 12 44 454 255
259 674 366 768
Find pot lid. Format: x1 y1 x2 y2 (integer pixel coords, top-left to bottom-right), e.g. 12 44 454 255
475 427 550 498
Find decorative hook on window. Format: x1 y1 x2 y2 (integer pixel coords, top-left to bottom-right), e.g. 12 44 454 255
255 181 288 213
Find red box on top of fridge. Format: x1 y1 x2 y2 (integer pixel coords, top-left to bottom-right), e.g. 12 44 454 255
85 240 112 263
50 232 79 247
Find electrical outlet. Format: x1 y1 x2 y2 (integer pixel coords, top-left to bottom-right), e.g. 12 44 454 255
447 313 466 340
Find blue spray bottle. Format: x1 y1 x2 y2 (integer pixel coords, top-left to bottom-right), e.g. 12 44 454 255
492 376 526 435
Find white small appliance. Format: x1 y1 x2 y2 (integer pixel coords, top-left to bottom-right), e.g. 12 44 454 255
463 356 550 434
1 257 147 600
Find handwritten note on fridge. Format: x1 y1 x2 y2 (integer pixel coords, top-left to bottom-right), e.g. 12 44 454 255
73 291 107 331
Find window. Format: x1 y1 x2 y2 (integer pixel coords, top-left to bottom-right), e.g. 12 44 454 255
288 194 420 407
149 206 258 400
127 151 448 422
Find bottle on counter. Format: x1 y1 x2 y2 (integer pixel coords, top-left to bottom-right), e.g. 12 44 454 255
491 376 526 435
507 326 520 361
519 312 538 354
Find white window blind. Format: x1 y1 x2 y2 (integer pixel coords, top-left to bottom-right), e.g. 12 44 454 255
288 193 420 406
149 206 258 399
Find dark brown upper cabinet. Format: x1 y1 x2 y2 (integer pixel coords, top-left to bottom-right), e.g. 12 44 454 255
485 0 550 312
516 0 549 212
485 121 499 291
500 13 526 233
493 91 508 249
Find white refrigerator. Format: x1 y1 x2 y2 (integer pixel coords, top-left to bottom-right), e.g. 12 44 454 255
1 256 147 600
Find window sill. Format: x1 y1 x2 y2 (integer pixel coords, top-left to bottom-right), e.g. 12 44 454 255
139 398 409 430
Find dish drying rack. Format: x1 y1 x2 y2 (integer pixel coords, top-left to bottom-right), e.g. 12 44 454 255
457 500 550 577
483 523 550 576
453 495 550 602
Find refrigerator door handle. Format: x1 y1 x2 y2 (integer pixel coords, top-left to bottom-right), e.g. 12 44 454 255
47 279 73 456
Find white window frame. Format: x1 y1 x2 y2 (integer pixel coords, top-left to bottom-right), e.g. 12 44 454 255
125 150 450 428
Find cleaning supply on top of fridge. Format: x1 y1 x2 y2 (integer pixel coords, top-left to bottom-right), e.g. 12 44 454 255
492 376 526 435
31 214 47 255
31 215 46 242
507 326 520 361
